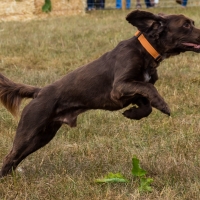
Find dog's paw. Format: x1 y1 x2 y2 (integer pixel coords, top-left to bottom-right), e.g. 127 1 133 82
161 105 171 116
123 107 143 120
151 99 171 116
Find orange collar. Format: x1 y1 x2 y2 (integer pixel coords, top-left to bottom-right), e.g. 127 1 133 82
134 31 162 62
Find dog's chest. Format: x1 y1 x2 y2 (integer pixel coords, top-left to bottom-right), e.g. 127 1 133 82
143 71 151 82
143 64 158 82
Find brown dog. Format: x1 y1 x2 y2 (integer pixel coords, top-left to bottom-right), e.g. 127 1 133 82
1 10 200 177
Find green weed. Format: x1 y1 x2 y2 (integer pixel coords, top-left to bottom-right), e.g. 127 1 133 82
95 156 153 193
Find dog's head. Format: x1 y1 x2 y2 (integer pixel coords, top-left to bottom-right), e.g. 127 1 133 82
126 10 200 56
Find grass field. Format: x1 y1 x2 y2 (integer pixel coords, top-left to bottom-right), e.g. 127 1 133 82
0 7 200 200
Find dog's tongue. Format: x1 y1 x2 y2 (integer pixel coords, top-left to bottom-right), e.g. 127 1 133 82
182 42 200 49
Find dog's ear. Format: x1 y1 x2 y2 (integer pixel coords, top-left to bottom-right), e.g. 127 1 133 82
126 10 166 33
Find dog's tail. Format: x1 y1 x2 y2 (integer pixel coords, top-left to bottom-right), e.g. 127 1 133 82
0 73 41 116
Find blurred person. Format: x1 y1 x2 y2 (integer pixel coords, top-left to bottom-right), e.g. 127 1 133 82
87 0 95 10
154 0 159 6
176 0 188 7
96 0 105 9
136 0 142 8
150 0 155 6
182 0 188 7
145 0 154 8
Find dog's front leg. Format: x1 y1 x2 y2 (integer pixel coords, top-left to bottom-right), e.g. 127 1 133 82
111 81 170 116
123 97 152 120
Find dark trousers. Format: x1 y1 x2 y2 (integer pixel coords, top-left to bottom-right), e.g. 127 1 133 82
182 0 187 6
87 0 95 9
96 0 105 9
145 0 152 7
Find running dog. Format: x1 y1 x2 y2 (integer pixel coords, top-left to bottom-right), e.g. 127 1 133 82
1 10 200 177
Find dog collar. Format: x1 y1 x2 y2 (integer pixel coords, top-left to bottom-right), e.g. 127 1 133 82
135 31 162 62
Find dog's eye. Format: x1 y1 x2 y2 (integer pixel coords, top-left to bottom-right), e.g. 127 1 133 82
183 23 191 28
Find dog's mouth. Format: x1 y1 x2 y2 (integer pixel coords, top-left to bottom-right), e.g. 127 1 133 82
182 42 200 49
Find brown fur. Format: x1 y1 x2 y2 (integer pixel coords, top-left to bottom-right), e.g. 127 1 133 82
1 10 200 177
0 73 40 116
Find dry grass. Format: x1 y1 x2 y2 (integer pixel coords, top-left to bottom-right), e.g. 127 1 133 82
0 7 200 200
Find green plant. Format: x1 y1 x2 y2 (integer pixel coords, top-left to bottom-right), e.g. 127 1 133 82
95 156 153 192
42 0 52 13
132 156 153 192
95 172 128 183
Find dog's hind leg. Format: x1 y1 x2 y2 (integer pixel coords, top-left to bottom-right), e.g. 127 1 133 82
0 120 62 177
0 100 62 177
